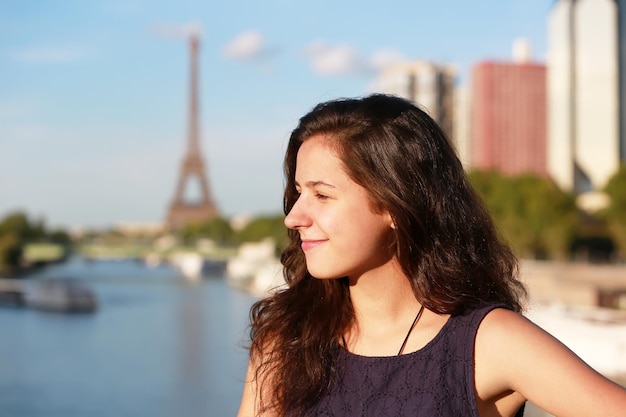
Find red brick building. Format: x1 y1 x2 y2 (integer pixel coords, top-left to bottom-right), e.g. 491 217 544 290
470 61 547 177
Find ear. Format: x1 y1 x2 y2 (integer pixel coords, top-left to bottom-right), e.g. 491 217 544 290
385 212 396 230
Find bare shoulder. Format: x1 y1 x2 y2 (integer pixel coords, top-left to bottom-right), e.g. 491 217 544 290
237 351 280 417
475 307 540 348
474 307 626 417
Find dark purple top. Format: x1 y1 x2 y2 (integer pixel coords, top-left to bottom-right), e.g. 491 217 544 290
300 303 525 417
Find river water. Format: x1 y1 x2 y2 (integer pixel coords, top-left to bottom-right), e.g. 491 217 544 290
0 257 257 417
0 257 567 417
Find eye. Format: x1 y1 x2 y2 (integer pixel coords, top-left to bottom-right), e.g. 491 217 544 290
315 193 329 201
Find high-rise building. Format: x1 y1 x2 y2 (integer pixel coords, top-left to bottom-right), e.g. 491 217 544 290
548 0 626 201
469 40 548 177
453 85 471 167
374 61 456 140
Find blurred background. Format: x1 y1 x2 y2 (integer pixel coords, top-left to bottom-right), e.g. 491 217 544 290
0 1 625 416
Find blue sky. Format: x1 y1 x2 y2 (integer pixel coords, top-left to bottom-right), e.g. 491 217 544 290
0 0 552 230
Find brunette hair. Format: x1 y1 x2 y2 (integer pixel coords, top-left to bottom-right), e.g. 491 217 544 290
248 94 526 415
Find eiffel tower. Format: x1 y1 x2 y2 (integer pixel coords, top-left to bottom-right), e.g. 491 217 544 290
166 33 218 229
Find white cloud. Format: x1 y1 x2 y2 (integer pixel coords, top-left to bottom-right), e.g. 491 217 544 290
368 49 405 71
222 30 270 60
303 41 363 76
10 46 89 64
303 42 404 77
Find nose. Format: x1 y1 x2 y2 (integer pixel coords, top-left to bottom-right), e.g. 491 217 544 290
284 196 311 230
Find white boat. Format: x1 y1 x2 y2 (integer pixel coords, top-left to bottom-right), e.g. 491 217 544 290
226 239 286 296
171 252 227 281
23 279 97 313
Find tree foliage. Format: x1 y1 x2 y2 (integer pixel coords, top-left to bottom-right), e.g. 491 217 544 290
603 164 626 256
468 170 579 259
233 215 288 251
0 211 46 241
0 211 71 271
0 233 23 268
181 216 234 245
179 214 288 253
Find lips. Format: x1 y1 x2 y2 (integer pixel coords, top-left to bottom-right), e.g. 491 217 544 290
300 239 327 251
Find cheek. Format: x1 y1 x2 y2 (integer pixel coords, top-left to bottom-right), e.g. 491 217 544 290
361 213 395 245
349 214 390 246
315 210 340 234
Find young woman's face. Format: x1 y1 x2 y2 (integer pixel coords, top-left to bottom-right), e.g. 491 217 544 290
284 134 396 280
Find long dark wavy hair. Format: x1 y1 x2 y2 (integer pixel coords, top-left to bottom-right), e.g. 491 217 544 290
247 94 526 415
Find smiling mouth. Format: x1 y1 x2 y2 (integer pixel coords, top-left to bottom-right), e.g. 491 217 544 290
301 240 326 251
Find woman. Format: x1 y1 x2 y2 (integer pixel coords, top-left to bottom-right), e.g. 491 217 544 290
238 94 626 416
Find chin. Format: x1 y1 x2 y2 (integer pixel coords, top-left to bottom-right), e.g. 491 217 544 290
308 272 339 280
306 267 343 280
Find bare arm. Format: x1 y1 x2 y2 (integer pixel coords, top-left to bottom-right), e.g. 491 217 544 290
475 308 626 417
237 359 259 417
238 355 280 417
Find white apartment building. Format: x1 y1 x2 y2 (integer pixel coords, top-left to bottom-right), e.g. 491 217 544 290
548 0 624 203
373 61 456 143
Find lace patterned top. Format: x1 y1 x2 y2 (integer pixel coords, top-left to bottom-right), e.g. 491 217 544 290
300 303 525 417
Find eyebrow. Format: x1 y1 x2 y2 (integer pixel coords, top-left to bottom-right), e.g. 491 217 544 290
295 180 336 189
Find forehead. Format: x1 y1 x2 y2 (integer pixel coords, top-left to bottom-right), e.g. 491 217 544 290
295 135 348 180
297 134 340 163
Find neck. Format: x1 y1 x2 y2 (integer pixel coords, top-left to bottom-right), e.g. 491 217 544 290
348 260 419 321
344 260 423 355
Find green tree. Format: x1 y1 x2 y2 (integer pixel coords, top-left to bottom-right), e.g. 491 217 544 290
49 229 72 245
181 216 234 245
468 171 578 259
234 214 288 252
514 174 578 259
468 170 523 249
0 211 72 271
0 211 45 241
0 232 23 269
603 164 626 256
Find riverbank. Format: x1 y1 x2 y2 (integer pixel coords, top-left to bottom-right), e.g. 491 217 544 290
520 260 626 385
522 260 626 310
0 242 70 278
